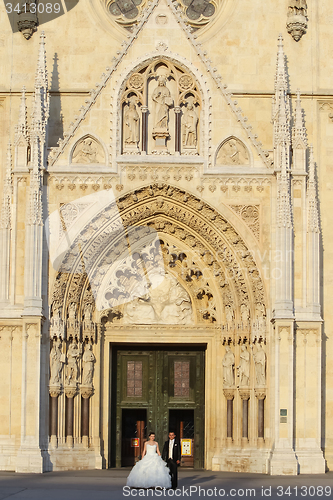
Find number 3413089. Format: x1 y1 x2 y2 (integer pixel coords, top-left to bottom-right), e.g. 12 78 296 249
6 3 61 13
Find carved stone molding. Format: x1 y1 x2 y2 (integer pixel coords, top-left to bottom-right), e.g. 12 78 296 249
229 205 259 240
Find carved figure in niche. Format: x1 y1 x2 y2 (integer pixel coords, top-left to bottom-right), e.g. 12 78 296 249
152 75 173 132
225 304 234 324
123 271 192 324
67 302 78 331
124 98 140 146
288 0 307 17
72 138 103 164
51 307 63 337
253 344 266 385
222 346 235 387
182 96 198 148
216 138 249 166
83 302 94 330
66 340 80 385
82 344 96 386
238 345 250 386
50 339 64 385
241 304 250 325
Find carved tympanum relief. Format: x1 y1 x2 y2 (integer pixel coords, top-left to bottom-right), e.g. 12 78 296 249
123 270 193 324
287 0 307 41
121 61 201 155
71 136 105 164
216 137 249 166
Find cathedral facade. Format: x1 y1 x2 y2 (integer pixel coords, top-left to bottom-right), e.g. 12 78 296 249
0 0 332 475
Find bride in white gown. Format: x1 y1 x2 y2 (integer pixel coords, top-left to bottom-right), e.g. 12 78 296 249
126 432 171 489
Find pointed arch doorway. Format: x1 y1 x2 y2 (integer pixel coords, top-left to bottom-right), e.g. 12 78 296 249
110 343 205 469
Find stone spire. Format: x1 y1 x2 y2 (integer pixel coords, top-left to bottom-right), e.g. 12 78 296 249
307 145 319 233
272 34 292 229
31 31 49 139
0 143 13 230
292 89 307 150
15 86 28 142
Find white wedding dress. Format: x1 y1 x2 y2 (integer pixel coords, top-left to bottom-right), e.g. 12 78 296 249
126 444 171 488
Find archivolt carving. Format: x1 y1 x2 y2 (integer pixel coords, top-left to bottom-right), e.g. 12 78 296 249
229 205 260 241
49 184 266 334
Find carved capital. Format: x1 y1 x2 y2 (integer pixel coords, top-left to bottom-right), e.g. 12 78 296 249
239 389 250 400
49 385 62 398
64 385 77 398
223 389 235 400
254 388 266 400
80 385 94 399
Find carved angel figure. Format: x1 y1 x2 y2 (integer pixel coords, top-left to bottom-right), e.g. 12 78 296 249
50 339 64 385
66 340 80 385
253 344 266 386
152 75 173 131
182 96 198 147
238 345 250 386
124 99 140 145
72 138 98 163
82 344 96 386
222 346 235 387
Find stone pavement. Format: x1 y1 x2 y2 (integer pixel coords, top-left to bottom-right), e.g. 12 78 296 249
0 469 332 500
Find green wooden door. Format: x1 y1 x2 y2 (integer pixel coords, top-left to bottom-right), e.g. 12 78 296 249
111 345 205 468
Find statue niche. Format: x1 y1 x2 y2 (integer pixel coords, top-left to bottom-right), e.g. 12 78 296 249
120 60 201 155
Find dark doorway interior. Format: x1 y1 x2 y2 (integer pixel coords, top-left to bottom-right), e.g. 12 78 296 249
169 409 194 467
121 409 147 466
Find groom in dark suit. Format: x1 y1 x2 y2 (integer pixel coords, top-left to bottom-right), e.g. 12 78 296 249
162 431 181 489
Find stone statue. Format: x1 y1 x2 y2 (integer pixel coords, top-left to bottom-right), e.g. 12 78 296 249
152 75 173 132
225 305 234 324
82 344 96 386
182 96 198 147
83 302 94 331
253 344 266 386
67 302 77 330
124 99 140 146
66 340 80 385
238 345 250 386
72 138 99 163
50 339 64 385
241 304 250 325
222 346 235 387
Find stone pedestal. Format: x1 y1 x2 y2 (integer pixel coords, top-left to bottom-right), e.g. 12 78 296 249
152 130 169 154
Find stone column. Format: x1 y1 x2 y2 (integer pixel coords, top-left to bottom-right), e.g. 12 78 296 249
255 389 266 442
174 106 181 154
223 389 235 444
141 106 148 153
81 386 93 447
64 386 77 447
49 386 61 447
239 390 250 443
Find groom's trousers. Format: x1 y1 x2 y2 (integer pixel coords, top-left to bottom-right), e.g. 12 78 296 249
167 459 178 489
